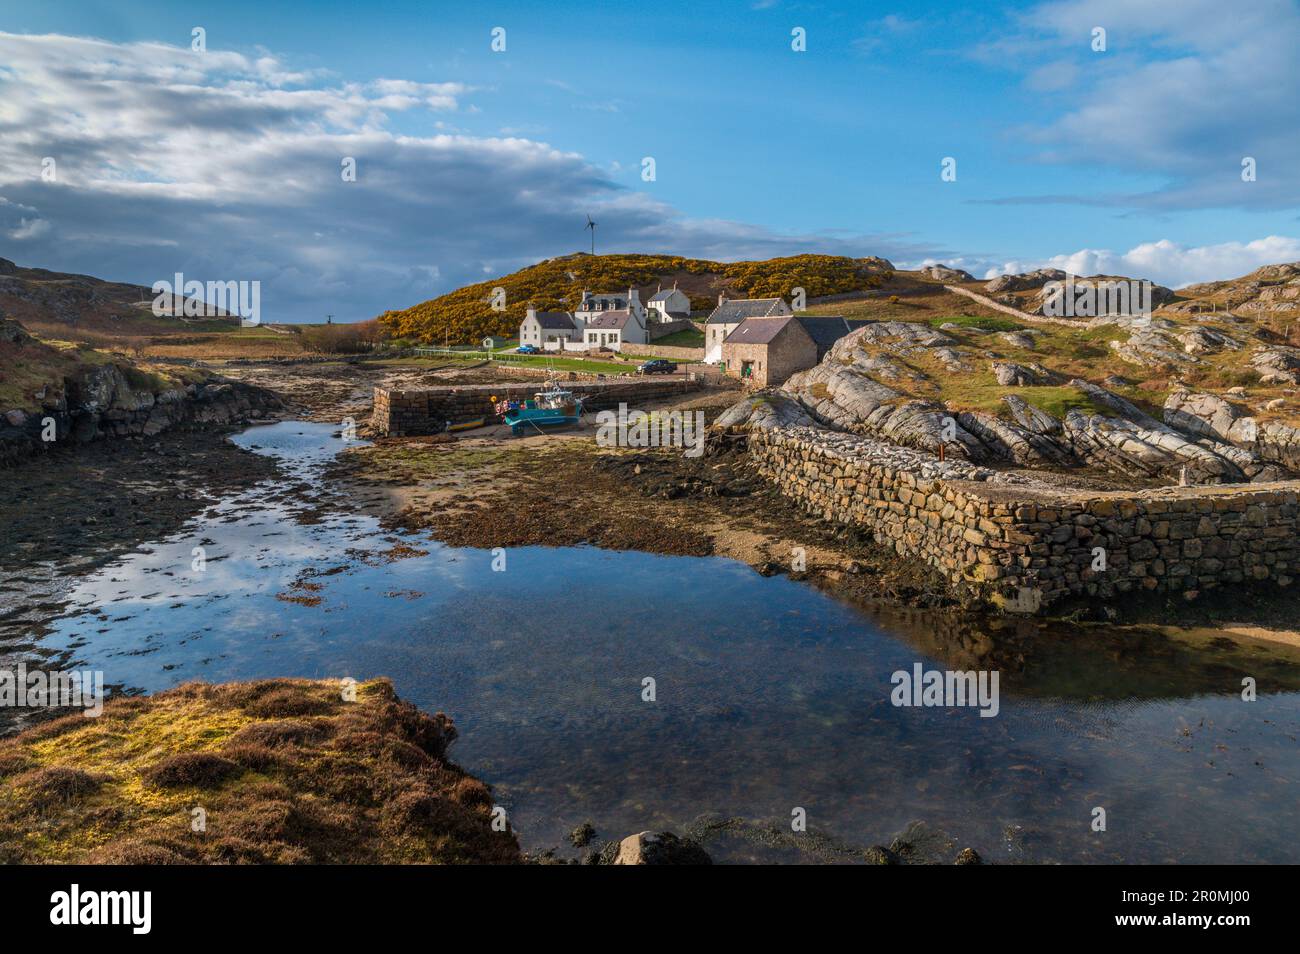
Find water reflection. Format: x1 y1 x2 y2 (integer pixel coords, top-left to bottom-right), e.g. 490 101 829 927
1 421 1296 864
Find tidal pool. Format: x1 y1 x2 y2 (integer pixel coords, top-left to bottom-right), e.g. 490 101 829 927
6 421 1299 863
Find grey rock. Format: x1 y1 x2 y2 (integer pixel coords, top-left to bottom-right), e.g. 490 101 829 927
1163 389 1242 442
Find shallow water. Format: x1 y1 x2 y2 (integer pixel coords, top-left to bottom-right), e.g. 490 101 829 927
6 421 1300 863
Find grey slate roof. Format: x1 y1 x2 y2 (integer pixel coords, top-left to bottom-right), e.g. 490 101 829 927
723 316 795 345
648 288 681 302
585 309 638 330
793 316 869 357
722 315 869 356
531 311 575 330
706 297 786 324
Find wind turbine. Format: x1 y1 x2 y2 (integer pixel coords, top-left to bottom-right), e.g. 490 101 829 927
585 214 597 255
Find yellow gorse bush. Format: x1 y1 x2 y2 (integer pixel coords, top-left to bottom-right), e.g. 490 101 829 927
378 253 892 344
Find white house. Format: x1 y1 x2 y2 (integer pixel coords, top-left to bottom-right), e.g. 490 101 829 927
575 288 646 326
583 309 648 350
519 305 578 348
647 283 691 321
703 294 793 362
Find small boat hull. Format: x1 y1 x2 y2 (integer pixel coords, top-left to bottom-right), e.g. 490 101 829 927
448 417 486 432
504 408 579 435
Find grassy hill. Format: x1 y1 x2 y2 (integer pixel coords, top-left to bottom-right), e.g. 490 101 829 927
378 252 894 344
0 318 207 413
0 257 242 341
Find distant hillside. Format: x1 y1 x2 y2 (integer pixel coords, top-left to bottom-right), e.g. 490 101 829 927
0 258 237 340
1169 261 1300 323
377 253 895 344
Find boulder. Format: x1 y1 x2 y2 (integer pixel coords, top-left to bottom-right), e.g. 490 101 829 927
613 831 711 866
921 264 974 282
990 361 1059 386
998 331 1038 350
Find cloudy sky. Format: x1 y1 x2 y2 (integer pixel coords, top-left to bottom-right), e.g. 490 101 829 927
0 0 1297 322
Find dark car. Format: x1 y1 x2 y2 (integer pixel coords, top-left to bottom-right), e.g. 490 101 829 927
636 359 677 375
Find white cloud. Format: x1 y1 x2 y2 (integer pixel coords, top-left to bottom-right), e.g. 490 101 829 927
980 0 1300 211
0 32 931 323
980 236 1300 288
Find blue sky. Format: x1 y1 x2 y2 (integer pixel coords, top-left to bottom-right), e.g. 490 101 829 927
1 0 1297 321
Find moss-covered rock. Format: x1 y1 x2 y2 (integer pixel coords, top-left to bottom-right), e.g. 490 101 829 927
0 678 521 864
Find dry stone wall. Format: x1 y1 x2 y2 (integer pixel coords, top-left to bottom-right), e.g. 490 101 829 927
373 379 697 436
620 342 706 361
749 424 1300 612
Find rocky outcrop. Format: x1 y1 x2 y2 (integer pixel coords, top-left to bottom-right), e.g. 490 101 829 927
783 362 991 461
0 373 282 467
853 321 953 352
985 269 1066 295
921 264 974 282
1063 411 1245 484
1177 262 1300 320
1251 346 1300 384
1164 389 1241 442
1 316 34 345
722 305 1300 486
1225 417 1300 474
957 411 1076 466
714 392 815 431
1176 327 1240 355
1109 327 1199 368
1025 278 1174 318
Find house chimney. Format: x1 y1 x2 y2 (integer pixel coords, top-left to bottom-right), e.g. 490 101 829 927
718 292 728 306
526 304 537 320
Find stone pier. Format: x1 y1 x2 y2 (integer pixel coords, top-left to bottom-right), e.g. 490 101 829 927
749 424 1300 612
371 378 698 437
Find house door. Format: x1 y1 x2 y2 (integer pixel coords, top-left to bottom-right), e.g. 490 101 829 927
741 360 754 378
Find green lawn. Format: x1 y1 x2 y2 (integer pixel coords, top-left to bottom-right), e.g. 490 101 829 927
928 314 1024 333
649 328 704 348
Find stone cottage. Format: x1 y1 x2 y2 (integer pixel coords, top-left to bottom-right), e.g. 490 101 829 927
703 295 793 362
722 315 865 386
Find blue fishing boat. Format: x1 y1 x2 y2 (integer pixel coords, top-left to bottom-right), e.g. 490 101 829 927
503 385 584 435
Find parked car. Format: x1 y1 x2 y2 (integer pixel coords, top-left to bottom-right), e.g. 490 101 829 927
516 344 541 354
636 359 677 375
